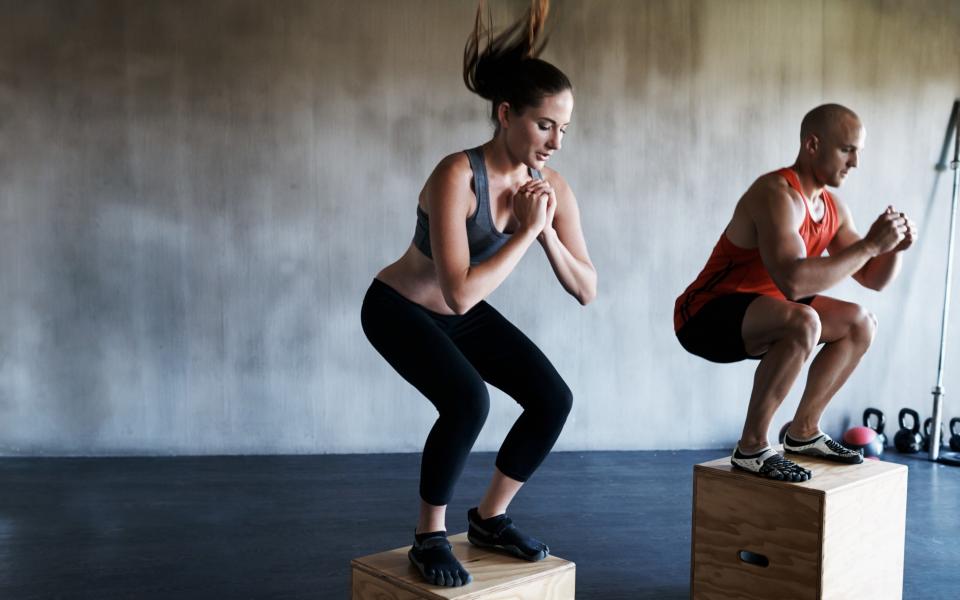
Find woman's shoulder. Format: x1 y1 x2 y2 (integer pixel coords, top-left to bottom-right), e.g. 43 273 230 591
540 165 571 194
420 151 476 210
427 151 473 187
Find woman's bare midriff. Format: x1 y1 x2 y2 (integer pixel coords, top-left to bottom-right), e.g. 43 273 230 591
375 244 458 315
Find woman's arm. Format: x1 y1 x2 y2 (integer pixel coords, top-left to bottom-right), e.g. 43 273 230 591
427 155 547 314
534 169 597 305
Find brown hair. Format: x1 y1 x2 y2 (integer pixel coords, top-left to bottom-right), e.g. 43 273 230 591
463 0 571 125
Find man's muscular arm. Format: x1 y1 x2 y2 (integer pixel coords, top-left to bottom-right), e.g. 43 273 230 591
751 185 901 300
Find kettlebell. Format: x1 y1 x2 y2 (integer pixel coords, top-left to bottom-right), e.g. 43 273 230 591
894 408 922 454
949 417 960 453
863 407 887 447
923 417 946 452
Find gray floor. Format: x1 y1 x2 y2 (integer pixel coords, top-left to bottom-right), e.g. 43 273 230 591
0 450 956 599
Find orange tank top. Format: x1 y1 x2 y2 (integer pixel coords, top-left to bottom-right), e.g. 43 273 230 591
673 168 839 331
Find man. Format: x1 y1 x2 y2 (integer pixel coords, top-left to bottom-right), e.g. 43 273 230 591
674 104 916 481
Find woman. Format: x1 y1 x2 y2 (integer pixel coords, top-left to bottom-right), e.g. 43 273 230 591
360 0 596 587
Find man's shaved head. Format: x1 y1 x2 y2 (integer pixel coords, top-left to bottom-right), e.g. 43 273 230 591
796 103 865 188
800 104 861 141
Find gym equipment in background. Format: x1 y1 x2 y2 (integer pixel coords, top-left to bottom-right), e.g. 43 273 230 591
927 99 960 467
843 425 883 459
923 418 946 453
949 417 960 452
894 408 923 454
862 407 887 447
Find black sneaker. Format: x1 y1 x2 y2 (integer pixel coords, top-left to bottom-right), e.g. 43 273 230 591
407 532 472 587
730 445 812 482
466 507 548 562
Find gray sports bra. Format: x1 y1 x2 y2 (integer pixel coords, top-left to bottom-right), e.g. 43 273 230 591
412 146 543 266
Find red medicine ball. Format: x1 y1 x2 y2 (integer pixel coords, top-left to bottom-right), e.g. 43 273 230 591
843 426 882 459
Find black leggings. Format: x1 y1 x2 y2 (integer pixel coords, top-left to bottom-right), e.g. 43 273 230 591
360 279 572 506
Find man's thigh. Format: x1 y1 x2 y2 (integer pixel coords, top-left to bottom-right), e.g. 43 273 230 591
741 295 817 356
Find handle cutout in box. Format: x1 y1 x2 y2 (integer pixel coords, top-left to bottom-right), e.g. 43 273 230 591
738 550 769 567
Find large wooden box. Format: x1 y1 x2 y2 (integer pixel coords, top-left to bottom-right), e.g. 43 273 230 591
691 451 907 600
351 532 575 600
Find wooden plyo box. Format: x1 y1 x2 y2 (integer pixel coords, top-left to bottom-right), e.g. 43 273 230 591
351 532 575 600
691 451 907 600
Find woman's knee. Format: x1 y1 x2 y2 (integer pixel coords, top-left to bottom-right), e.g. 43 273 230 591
536 377 574 425
555 381 574 418
445 379 491 431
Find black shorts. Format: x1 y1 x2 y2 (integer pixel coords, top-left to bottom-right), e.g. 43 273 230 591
676 293 815 363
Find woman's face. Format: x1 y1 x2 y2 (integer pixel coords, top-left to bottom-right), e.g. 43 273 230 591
502 89 573 170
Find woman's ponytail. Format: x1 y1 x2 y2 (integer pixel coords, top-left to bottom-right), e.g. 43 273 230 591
462 0 569 125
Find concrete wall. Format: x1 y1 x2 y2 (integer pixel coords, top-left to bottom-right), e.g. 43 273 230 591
1 0 958 455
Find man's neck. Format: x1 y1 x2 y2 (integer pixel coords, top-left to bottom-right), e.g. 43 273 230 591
790 162 824 202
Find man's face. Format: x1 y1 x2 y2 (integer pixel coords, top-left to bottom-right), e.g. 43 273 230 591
812 115 865 188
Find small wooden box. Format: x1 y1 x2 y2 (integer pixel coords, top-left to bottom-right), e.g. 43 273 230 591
691 451 907 600
351 532 575 600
